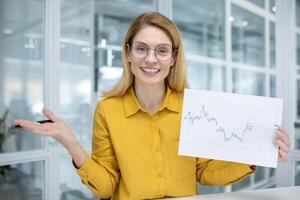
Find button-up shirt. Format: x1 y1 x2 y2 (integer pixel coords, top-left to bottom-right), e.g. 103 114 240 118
75 86 255 199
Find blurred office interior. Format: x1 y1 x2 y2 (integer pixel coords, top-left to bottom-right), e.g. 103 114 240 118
0 0 299 199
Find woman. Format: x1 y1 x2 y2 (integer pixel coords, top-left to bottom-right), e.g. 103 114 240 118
14 12 290 199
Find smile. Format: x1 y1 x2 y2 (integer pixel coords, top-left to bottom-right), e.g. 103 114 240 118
140 67 160 73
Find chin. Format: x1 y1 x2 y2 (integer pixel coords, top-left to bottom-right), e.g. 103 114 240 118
140 78 165 86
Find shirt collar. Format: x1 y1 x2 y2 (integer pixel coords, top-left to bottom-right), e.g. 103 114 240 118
123 86 180 118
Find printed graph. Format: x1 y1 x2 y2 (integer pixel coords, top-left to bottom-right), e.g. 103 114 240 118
179 89 283 168
183 105 253 143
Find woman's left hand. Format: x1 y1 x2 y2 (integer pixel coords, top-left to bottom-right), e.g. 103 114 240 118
274 126 290 163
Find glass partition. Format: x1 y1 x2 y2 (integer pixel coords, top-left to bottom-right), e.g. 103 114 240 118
0 0 44 152
187 62 225 91
270 22 276 69
295 161 300 185
0 161 44 200
232 69 265 95
270 0 276 14
247 0 264 8
173 0 225 59
59 154 97 200
95 0 157 93
231 5 265 67
297 0 300 27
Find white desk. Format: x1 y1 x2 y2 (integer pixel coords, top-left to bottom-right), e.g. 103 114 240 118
165 186 300 200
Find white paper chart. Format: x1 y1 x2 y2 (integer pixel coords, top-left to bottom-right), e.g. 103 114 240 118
178 89 283 168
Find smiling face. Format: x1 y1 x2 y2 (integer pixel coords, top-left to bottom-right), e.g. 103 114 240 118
128 25 175 88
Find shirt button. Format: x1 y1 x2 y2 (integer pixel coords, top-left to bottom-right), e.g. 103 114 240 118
158 173 162 178
156 148 160 152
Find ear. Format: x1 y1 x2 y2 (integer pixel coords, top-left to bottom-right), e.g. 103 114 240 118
126 43 132 62
170 52 177 67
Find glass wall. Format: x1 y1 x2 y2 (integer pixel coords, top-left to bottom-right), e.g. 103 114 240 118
0 0 45 197
187 62 225 91
1 0 299 199
173 0 276 194
0 161 44 199
247 0 264 8
270 0 276 14
95 0 157 93
58 0 157 198
297 0 300 27
295 0 300 186
0 0 44 153
59 154 96 200
60 0 94 146
173 0 225 59
232 69 265 95
231 5 264 67
296 161 300 186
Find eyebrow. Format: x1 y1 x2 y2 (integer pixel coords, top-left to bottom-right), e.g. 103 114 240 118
133 41 172 47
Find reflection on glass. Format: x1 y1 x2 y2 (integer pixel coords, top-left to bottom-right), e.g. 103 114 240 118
187 62 225 91
270 0 276 14
232 176 250 191
0 161 44 199
295 122 300 150
198 184 224 195
59 155 97 200
296 80 300 150
297 0 300 27
173 0 225 58
95 0 156 93
232 69 265 96
254 166 265 183
247 0 265 8
112 50 122 67
269 168 275 180
270 75 276 97
297 80 300 119
60 0 94 145
297 34 300 66
0 0 44 152
295 161 300 185
231 5 265 67
270 22 276 69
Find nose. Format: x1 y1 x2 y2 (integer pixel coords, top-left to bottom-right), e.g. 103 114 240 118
144 49 158 63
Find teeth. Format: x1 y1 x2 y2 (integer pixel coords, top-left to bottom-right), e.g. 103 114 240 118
142 68 160 73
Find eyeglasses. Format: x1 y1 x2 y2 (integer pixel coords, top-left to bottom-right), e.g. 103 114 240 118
130 41 175 61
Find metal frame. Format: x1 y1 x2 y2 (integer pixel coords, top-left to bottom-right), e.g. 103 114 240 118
275 0 296 187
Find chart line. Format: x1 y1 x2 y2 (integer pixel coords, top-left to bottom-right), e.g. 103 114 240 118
183 105 253 142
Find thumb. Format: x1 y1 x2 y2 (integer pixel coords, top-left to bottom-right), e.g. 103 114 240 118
42 108 61 123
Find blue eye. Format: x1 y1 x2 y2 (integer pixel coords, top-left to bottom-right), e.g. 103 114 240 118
135 46 147 54
157 47 169 55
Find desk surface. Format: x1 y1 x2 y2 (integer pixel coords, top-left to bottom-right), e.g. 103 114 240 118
165 186 300 200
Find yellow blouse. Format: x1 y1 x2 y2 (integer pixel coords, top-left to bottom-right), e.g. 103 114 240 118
75 86 255 199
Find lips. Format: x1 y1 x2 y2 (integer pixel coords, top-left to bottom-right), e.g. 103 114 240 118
140 67 160 73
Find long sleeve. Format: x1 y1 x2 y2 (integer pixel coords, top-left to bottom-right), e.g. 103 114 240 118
196 157 256 186
75 102 120 198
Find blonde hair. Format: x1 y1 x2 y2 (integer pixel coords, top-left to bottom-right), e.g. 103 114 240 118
103 12 188 98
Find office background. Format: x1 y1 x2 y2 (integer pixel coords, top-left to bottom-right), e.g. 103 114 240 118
0 0 299 199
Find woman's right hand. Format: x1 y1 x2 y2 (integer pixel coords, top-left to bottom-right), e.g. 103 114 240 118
14 108 77 149
14 108 87 168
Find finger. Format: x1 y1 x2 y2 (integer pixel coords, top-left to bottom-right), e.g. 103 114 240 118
14 119 41 128
278 149 288 162
42 108 61 123
14 119 50 135
277 126 286 133
274 138 289 153
276 129 290 147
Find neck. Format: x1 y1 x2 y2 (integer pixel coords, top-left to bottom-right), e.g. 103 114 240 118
134 81 166 115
